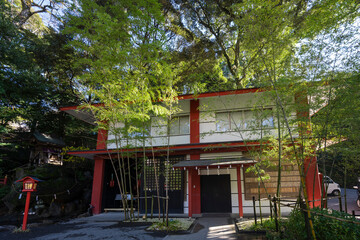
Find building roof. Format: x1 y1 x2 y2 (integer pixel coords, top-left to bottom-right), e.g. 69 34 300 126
65 141 262 159
172 157 255 168
60 87 263 125
33 131 65 146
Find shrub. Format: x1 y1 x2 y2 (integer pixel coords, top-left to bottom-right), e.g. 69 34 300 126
281 208 360 240
311 208 360 240
249 218 277 232
0 185 11 199
149 220 182 231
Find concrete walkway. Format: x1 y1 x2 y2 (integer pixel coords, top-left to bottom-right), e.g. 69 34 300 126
0 213 166 240
0 213 247 240
165 217 238 240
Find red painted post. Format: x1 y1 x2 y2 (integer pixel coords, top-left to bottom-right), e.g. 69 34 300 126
22 192 31 230
237 166 243 217
90 127 108 215
295 93 322 208
91 157 105 214
190 99 200 144
304 156 322 207
16 176 40 230
188 167 201 217
189 100 200 217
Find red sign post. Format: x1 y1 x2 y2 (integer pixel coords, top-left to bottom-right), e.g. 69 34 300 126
16 176 41 230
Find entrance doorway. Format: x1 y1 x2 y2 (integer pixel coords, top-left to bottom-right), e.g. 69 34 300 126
201 175 231 213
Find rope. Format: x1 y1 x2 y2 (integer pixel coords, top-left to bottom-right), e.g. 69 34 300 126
269 198 360 225
12 182 79 198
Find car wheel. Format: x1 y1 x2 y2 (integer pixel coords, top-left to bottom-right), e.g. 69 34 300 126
357 198 360 208
332 190 340 196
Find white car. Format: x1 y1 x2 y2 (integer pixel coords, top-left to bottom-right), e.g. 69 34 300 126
324 176 341 196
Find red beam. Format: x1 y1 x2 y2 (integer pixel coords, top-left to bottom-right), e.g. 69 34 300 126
179 88 264 100
60 103 104 111
61 88 264 112
67 141 262 156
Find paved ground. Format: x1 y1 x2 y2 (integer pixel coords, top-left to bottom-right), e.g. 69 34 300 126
0 213 265 240
327 188 359 215
0 213 166 240
3 189 354 240
165 216 237 240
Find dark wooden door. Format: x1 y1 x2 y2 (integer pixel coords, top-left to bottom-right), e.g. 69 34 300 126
201 175 231 213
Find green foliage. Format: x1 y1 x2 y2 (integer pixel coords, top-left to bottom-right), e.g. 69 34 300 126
0 185 11 199
1 0 83 131
62 146 93 173
3 165 93 210
149 219 184 231
162 0 360 91
0 0 94 176
311 75 360 186
64 0 179 135
248 218 277 232
0 0 47 129
264 208 360 240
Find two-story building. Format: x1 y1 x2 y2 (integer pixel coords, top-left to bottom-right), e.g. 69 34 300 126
61 88 322 217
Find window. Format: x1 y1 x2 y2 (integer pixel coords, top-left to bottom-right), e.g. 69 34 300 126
126 120 151 138
216 112 230 131
144 156 184 191
258 109 274 128
243 110 253 129
169 116 190 135
216 109 274 132
144 158 160 191
262 116 274 128
216 111 244 131
167 156 184 191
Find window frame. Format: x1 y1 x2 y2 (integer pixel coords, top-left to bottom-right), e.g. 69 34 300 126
169 115 190 136
153 115 190 136
215 108 274 132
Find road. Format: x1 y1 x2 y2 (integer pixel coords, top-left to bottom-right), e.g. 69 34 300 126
327 188 359 215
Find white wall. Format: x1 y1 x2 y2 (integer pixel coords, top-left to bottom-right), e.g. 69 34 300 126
106 92 297 149
199 92 279 143
107 100 191 149
183 152 243 214
183 156 294 216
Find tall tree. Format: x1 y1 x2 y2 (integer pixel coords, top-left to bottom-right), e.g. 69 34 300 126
1 0 93 175
64 0 178 221
160 0 360 91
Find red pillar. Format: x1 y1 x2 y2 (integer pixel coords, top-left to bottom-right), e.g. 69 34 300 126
190 99 199 144
237 166 243 217
188 168 201 217
96 128 108 150
295 93 321 207
188 99 201 217
304 156 322 207
91 128 108 214
22 192 31 230
91 157 105 214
